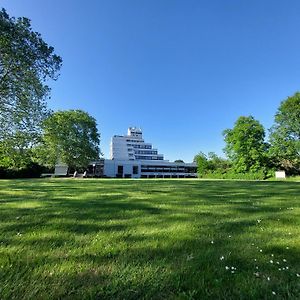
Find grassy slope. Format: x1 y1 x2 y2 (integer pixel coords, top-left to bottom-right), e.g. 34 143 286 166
0 179 299 299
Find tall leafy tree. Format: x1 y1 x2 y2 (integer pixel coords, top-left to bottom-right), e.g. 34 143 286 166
0 8 62 168
41 110 101 170
223 116 267 173
194 152 208 177
269 92 300 174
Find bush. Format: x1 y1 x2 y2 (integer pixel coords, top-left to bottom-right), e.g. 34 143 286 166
0 162 47 179
198 168 273 180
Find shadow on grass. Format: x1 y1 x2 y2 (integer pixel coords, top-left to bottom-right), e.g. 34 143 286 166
0 179 299 299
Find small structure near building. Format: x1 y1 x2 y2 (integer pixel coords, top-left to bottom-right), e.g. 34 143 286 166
275 171 286 179
54 164 68 176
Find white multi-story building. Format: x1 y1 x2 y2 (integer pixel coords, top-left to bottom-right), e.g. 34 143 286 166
90 127 197 178
110 127 164 161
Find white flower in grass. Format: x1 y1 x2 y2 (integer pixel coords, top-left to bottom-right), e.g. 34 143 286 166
211 240 214 244
186 254 194 261
278 268 281 271
220 256 224 260
272 291 276 295
283 259 287 262
251 243 255 246
286 267 289 270
276 261 280 265
256 266 259 269
16 232 22 236
296 273 300 277
257 219 261 223
254 272 260 277
228 235 232 238
270 260 273 264
286 247 289 249
254 259 257 262
288 232 292 235
267 277 270 281
259 249 263 252
271 254 274 257
225 266 229 270
231 270 235 274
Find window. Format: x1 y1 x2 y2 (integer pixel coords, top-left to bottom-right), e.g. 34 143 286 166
117 165 123 174
133 166 138 174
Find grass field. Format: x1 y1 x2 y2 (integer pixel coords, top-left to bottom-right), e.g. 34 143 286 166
0 179 299 299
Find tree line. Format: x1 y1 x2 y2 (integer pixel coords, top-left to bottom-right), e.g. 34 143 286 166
0 9 100 177
194 93 300 179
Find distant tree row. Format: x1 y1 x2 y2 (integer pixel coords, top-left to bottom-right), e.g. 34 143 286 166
0 9 100 177
195 93 300 179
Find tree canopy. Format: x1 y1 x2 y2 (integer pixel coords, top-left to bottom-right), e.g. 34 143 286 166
41 110 101 170
0 8 62 169
194 151 230 177
223 116 267 173
269 92 300 173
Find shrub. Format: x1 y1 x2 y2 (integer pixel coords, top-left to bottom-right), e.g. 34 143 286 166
199 168 272 180
0 162 47 179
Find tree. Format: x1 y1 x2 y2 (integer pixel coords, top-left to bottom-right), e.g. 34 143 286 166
0 9 62 168
194 152 208 177
40 110 100 170
206 152 231 172
174 159 184 163
223 116 267 173
194 151 230 177
269 92 300 174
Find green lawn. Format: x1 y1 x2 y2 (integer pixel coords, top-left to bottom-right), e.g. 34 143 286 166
0 179 299 299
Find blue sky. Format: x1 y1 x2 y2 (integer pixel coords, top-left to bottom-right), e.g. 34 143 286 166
3 0 300 161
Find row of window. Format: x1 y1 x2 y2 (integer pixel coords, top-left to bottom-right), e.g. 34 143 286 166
127 144 152 149
135 156 164 160
141 165 197 173
126 139 144 143
116 165 196 175
134 150 158 155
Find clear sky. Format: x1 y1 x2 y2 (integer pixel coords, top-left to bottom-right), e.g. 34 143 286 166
3 0 300 161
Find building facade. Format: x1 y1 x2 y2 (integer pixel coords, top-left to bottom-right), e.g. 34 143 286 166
110 127 164 161
90 127 197 178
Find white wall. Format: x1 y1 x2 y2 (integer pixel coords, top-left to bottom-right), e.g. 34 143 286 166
104 159 141 178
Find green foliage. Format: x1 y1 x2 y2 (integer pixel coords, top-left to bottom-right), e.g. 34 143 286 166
194 152 231 177
0 162 45 178
200 169 272 180
0 179 299 299
174 159 184 163
223 116 268 173
194 152 208 176
41 110 100 169
0 8 62 168
269 92 300 174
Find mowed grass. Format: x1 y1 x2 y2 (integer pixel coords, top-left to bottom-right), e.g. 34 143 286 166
0 179 299 299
